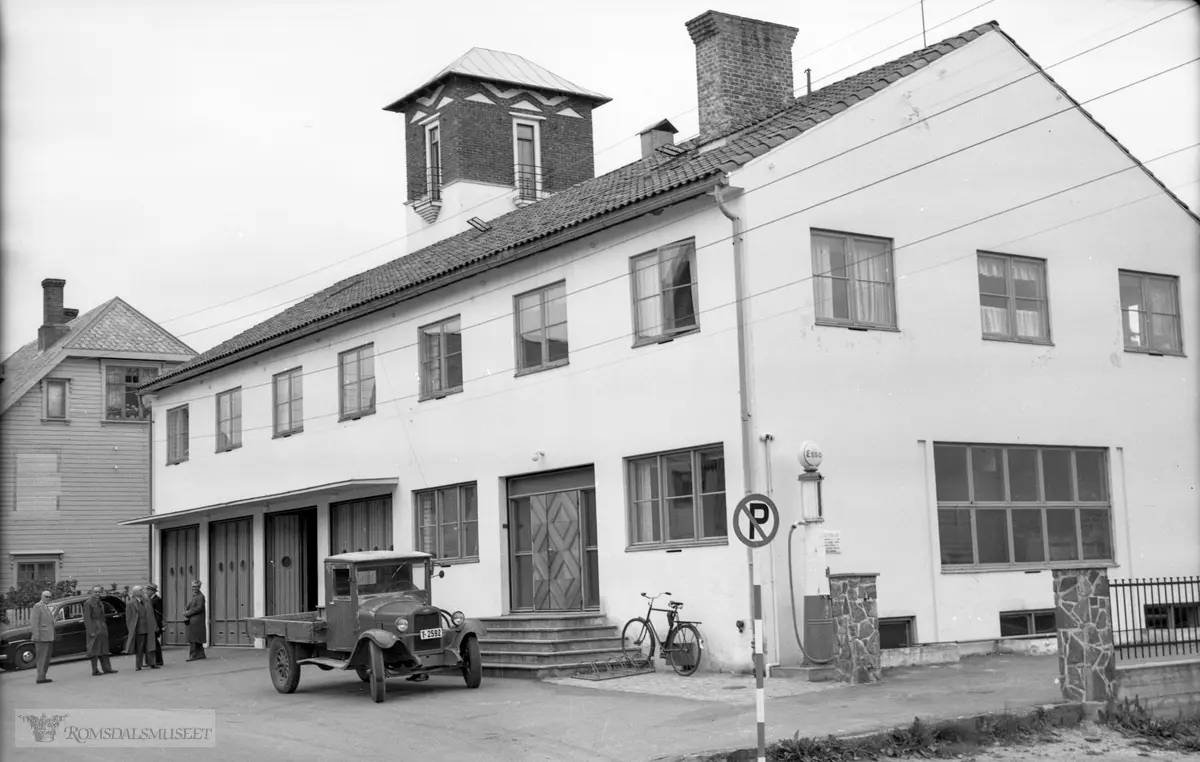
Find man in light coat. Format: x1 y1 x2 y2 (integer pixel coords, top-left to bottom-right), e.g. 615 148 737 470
83 586 117 676
30 591 56 684
184 581 207 661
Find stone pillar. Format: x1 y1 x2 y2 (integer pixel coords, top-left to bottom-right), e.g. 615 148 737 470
1052 567 1116 703
829 573 881 684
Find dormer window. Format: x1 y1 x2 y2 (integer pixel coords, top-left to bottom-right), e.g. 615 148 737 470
426 123 442 201
513 120 541 202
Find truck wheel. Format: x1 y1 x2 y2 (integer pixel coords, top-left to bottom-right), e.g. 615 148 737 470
461 635 482 689
269 637 301 694
368 641 386 703
355 666 370 683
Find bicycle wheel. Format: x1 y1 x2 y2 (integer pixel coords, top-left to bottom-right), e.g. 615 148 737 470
666 623 703 676
621 617 656 664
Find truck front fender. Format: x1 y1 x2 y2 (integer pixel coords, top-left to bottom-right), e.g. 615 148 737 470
460 619 487 640
358 629 399 650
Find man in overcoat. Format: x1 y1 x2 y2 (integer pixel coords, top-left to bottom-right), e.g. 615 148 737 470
30 590 56 684
184 580 207 661
124 586 158 670
147 583 165 667
83 586 117 676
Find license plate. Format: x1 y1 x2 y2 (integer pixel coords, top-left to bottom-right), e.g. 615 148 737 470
419 627 443 640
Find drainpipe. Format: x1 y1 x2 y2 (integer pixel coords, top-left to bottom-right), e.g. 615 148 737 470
762 433 782 675
147 401 155 583
711 176 758 649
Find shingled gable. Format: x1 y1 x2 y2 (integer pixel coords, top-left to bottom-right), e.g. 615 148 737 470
141 19 1197 395
1 297 196 415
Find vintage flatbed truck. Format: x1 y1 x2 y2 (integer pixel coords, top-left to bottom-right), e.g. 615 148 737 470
246 550 486 703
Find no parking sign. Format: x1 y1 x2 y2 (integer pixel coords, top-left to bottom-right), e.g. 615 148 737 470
733 493 780 548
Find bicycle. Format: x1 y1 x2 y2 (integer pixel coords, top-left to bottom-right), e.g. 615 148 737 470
621 592 704 676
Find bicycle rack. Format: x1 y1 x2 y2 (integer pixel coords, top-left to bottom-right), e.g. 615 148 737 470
571 653 656 681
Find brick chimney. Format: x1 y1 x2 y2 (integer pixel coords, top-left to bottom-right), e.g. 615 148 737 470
638 119 679 158
686 10 799 140
38 278 69 351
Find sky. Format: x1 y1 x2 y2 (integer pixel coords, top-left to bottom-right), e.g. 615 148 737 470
3 0 1198 360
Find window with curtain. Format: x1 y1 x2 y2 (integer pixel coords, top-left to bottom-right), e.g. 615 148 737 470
514 282 568 373
419 317 463 398
338 345 376 419
630 239 700 343
977 253 1049 342
1119 270 1182 355
45 379 67 420
105 366 158 420
627 445 726 548
215 388 242 452
811 231 896 329
415 483 478 562
167 405 189 465
273 367 303 436
933 443 1113 570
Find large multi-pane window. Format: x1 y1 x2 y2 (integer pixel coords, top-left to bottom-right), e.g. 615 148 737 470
273 367 303 436
338 345 376 420
420 317 463 398
811 230 896 329
515 282 568 373
1119 270 1182 354
105 366 158 420
215 388 241 452
415 483 478 562
167 405 189 465
627 445 726 548
630 239 700 343
978 252 1050 342
17 560 56 585
934 443 1113 569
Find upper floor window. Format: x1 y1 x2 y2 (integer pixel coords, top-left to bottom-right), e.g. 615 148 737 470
811 230 896 330
978 253 1049 343
17 559 57 585
415 483 479 562
515 282 568 373
215 388 242 452
426 123 442 201
1120 270 1182 355
273 367 303 437
627 444 727 549
105 365 158 420
420 317 463 399
338 345 376 420
167 405 189 465
514 120 541 202
630 239 699 345
44 379 68 420
934 443 1112 571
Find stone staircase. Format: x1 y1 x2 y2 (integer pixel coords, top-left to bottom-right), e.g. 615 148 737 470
478 612 629 679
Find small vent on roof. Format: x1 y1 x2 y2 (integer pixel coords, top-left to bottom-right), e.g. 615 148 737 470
656 143 687 157
322 278 362 302
467 217 492 233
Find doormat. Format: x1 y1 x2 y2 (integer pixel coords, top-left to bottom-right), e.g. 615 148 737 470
572 655 656 681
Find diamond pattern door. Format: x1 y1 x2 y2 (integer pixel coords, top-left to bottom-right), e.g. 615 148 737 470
530 491 583 612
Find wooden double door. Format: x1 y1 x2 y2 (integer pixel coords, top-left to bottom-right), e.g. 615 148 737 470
508 467 599 612
266 508 317 616
160 526 199 646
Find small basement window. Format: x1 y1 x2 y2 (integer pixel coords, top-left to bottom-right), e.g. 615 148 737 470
879 617 915 649
1144 603 1199 630
999 609 1056 637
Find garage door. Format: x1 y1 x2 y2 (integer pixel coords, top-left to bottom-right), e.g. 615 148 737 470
210 517 254 646
266 509 316 615
330 495 393 555
161 526 199 646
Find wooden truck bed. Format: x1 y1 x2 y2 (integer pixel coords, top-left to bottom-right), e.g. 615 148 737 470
245 611 328 644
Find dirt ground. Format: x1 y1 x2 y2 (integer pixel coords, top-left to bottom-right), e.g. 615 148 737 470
970 723 1193 761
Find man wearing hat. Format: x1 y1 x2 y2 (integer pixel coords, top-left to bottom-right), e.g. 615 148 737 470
83 586 118 676
183 580 207 661
147 583 165 667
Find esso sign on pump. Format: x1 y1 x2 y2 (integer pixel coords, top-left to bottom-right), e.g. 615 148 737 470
799 441 823 472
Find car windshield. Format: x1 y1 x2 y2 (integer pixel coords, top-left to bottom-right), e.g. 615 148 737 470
355 562 423 598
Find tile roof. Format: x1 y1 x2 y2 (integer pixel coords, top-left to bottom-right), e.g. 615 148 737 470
385 47 611 111
1 297 196 414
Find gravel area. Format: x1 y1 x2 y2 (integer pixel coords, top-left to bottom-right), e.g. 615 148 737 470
970 723 1193 761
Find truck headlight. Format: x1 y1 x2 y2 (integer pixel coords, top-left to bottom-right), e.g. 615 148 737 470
394 617 409 632
451 611 465 627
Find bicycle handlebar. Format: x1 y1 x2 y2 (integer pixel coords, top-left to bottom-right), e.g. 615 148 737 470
640 591 673 599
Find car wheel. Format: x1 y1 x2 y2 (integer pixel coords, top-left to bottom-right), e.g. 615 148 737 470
268 637 301 694
461 635 482 689
368 641 386 703
14 643 37 671
355 666 370 683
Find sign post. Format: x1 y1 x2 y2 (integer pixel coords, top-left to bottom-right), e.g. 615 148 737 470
733 493 780 762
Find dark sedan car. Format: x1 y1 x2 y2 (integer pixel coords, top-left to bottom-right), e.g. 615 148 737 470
1 594 128 670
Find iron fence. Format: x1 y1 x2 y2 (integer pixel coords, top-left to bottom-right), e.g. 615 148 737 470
515 163 541 202
1110 575 1200 661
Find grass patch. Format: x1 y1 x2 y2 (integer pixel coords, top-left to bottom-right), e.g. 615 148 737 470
1100 696 1200 753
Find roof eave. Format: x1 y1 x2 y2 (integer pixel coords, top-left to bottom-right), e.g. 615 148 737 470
382 72 611 113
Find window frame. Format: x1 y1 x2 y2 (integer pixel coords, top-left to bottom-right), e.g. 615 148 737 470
214 387 242 453
425 121 442 200
1119 269 1184 356
933 442 1115 572
625 443 728 551
43 378 69 421
977 251 1052 345
513 281 569 375
413 482 480 564
166 404 190 465
418 316 463 401
272 367 304 438
102 363 160 422
337 344 376 421
16 558 58 585
629 238 702 347
879 616 916 649
810 228 899 331
512 117 543 202
998 609 1057 638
